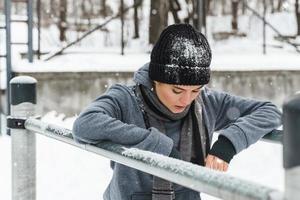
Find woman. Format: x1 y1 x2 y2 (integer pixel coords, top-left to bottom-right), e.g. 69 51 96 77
72 24 281 200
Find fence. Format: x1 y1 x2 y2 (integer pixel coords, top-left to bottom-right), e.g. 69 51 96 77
7 76 300 200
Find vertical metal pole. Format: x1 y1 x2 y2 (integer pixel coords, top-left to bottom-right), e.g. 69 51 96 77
120 0 124 55
28 0 34 62
10 76 37 200
37 0 41 60
283 93 300 200
263 0 266 55
5 0 12 119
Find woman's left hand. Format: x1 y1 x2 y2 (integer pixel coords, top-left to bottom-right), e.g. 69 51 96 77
205 154 229 172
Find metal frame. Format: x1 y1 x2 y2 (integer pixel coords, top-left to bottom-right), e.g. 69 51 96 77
25 118 283 200
2 0 34 133
8 75 293 200
5 0 12 118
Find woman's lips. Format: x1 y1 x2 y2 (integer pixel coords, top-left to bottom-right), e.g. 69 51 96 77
174 105 186 110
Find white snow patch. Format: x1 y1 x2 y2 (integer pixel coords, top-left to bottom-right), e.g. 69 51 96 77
10 76 37 84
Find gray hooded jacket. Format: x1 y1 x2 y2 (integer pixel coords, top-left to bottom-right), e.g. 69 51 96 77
72 64 282 200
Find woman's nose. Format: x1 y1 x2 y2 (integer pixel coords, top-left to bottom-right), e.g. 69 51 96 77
179 93 192 105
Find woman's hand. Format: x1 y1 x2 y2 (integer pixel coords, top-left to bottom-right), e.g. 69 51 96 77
205 154 229 172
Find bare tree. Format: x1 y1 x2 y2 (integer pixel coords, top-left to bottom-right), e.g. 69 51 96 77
231 0 239 31
100 0 107 17
242 0 247 15
58 0 67 41
183 0 195 24
277 0 283 12
169 0 182 23
270 0 275 13
133 0 142 38
50 0 57 18
206 0 212 15
296 0 300 35
222 0 226 15
149 0 169 44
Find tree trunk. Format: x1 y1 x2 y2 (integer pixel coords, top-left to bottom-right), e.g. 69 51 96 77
242 0 246 15
277 0 283 12
50 0 58 19
231 0 239 31
149 0 169 44
191 0 197 27
206 0 212 15
270 0 275 13
192 0 203 30
296 0 300 35
133 0 142 38
183 0 193 24
100 0 107 17
221 0 226 15
169 0 181 23
59 0 67 42
203 0 207 31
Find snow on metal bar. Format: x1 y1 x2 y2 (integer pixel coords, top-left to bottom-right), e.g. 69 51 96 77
122 149 283 200
25 118 73 137
24 118 283 200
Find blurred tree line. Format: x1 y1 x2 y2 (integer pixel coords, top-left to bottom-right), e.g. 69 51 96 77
0 0 299 44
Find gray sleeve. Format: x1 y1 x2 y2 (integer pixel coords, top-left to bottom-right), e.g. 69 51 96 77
72 85 173 156
211 89 282 153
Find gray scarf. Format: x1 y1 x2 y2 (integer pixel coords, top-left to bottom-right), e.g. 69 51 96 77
134 84 207 200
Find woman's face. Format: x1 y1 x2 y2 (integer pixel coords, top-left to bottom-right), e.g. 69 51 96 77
154 81 202 113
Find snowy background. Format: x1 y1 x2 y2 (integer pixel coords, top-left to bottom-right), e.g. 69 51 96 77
0 0 298 199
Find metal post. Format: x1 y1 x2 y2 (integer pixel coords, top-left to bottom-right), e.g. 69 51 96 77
120 0 124 55
283 92 300 200
5 0 12 118
10 76 37 200
28 0 34 62
37 0 41 60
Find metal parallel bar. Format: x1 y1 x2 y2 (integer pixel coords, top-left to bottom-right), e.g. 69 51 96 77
0 26 6 29
24 118 283 200
10 19 28 23
11 42 28 45
0 55 7 58
11 0 28 3
5 0 12 119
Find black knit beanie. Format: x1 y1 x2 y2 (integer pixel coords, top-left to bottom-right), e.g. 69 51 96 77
149 23 212 85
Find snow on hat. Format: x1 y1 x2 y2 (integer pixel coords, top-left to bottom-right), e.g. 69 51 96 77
149 23 212 85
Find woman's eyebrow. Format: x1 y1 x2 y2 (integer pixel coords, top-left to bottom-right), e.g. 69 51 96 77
173 86 202 90
194 86 203 90
173 86 185 90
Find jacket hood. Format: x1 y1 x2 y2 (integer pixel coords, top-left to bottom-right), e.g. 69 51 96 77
133 63 153 89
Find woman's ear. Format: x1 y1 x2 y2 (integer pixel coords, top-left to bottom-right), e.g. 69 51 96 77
152 81 157 92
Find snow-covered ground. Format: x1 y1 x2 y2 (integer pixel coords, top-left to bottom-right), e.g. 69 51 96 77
0 112 284 200
0 12 297 91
